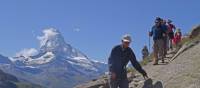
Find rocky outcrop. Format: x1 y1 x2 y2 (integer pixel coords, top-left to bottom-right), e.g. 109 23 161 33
75 72 138 88
189 25 200 38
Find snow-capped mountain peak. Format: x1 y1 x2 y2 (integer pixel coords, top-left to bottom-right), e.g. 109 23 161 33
37 28 65 52
0 28 107 88
12 28 96 67
37 28 86 58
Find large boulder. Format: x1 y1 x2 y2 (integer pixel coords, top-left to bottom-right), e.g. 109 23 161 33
189 25 200 38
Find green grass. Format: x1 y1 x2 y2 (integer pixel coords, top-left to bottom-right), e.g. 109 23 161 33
177 33 200 49
140 53 154 66
179 26 200 46
127 67 136 73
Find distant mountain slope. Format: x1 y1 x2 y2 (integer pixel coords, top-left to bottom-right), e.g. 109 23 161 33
0 69 44 88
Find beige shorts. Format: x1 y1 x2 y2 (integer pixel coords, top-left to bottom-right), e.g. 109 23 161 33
153 39 164 59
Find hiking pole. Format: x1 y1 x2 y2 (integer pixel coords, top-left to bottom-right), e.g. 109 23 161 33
149 35 150 53
148 31 151 54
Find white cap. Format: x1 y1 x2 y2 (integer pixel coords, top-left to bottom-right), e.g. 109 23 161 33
122 34 132 42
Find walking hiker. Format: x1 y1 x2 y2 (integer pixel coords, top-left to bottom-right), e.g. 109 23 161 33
149 17 166 65
142 45 149 60
108 34 148 88
167 19 176 50
173 28 182 47
161 20 169 58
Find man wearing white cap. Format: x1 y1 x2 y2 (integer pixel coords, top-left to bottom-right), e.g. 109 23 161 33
108 34 148 88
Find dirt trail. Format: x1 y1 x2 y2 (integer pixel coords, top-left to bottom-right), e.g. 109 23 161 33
131 41 200 88
75 40 200 88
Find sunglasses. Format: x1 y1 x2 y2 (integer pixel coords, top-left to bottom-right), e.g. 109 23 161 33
123 41 130 44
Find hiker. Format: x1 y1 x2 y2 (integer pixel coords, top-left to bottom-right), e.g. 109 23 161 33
142 45 149 59
161 19 169 58
173 28 182 47
108 34 148 88
149 17 166 65
167 19 176 50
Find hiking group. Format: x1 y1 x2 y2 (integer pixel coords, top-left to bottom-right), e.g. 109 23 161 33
108 17 182 88
149 17 182 65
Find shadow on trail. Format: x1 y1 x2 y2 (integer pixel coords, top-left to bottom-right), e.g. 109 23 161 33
157 62 169 65
142 78 163 88
165 56 173 58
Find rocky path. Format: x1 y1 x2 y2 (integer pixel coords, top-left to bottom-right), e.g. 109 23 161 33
132 41 200 88
75 40 200 88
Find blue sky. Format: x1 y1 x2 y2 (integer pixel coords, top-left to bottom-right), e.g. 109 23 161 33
0 0 199 62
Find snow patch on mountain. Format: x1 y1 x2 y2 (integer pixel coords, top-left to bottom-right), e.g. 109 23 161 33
67 57 98 71
16 48 38 58
11 52 55 65
37 28 59 47
26 52 55 65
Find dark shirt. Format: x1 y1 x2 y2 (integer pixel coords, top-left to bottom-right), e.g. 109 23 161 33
150 25 166 40
108 45 146 79
162 24 168 33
